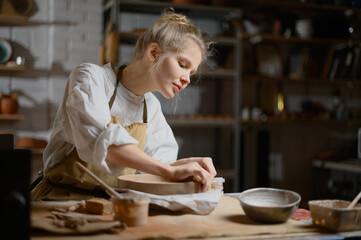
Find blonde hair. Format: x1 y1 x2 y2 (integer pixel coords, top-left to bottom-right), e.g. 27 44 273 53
133 8 209 64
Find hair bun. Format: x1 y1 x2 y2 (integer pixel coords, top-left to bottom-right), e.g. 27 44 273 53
133 7 209 62
162 8 188 25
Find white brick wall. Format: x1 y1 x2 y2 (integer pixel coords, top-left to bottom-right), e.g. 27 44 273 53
0 0 102 142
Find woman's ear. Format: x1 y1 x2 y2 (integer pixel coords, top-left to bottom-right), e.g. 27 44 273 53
146 43 160 62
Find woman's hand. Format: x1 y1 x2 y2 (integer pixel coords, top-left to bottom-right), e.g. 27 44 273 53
169 157 216 192
107 144 216 192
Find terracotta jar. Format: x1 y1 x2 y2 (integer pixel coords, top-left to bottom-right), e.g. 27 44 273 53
1 93 19 114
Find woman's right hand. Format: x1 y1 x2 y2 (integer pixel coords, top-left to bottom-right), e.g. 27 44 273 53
106 144 216 192
168 157 216 192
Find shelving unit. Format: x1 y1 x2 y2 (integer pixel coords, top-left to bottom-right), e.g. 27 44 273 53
238 0 361 120
0 16 32 122
238 1 361 122
104 0 242 192
237 0 361 204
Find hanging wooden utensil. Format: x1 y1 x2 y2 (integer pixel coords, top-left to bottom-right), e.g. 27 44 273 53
347 191 361 209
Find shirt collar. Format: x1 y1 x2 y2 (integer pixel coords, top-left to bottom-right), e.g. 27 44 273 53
103 63 144 104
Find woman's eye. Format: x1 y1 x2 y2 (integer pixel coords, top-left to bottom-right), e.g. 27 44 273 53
179 61 186 68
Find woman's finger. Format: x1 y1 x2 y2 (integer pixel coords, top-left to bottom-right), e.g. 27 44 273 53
198 157 217 176
172 157 217 177
193 174 203 183
192 167 212 192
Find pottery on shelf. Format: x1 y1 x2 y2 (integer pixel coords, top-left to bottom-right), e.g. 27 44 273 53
1 93 19 114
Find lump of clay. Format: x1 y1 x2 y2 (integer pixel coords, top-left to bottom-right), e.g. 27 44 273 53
117 174 202 195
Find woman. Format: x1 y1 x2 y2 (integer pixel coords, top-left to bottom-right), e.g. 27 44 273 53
31 9 216 200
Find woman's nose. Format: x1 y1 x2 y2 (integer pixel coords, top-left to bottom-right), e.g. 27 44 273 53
180 74 190 86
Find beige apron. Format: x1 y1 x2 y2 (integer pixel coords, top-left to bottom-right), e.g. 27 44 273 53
31 65 147 200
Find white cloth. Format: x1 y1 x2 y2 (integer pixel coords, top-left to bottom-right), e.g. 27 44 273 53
43 63 178 175
118 177 225 215
126 188 223 215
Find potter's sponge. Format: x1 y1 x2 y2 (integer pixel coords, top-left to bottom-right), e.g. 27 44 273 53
85 198 113 215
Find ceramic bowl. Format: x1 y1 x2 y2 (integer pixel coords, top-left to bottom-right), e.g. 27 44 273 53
238 188 301 223
0 39 12 64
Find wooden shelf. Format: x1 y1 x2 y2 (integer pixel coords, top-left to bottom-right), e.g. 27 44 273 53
238 0 361 13
168 116 360 127
312 159 361 174
242 33 361 45
197 69 235 79
214 36 237 46
0 63 27 73
241 119 361 125
120 31 237 46
109 0 239 18
0 14 46 26
0 14 28 26
0 14 76 27
14 147 44 154
167 115 235 127
244 74 361 85
0 114 25 121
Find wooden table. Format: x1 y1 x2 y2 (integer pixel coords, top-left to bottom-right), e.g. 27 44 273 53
31 195 361 240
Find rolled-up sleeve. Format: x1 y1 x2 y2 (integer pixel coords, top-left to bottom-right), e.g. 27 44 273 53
65 71 138 175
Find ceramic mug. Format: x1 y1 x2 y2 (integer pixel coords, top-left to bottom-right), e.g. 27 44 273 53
295 19 313 38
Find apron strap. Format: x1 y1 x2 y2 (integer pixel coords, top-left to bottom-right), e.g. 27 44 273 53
108 64 126 109
109 64 148 124
143 100 148 123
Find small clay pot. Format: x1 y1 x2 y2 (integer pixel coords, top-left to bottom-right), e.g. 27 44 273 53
1 93 19 114
111 193 150 227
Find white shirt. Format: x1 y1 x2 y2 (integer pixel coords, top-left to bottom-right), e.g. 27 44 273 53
43 63 178 175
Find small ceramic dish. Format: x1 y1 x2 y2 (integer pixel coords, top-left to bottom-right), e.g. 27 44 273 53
0 38 12 64
309 200 361 232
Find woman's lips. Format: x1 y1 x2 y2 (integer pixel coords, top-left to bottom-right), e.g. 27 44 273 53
173 84 182 93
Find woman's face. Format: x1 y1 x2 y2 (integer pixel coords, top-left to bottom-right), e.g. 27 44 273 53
154 38 202 99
